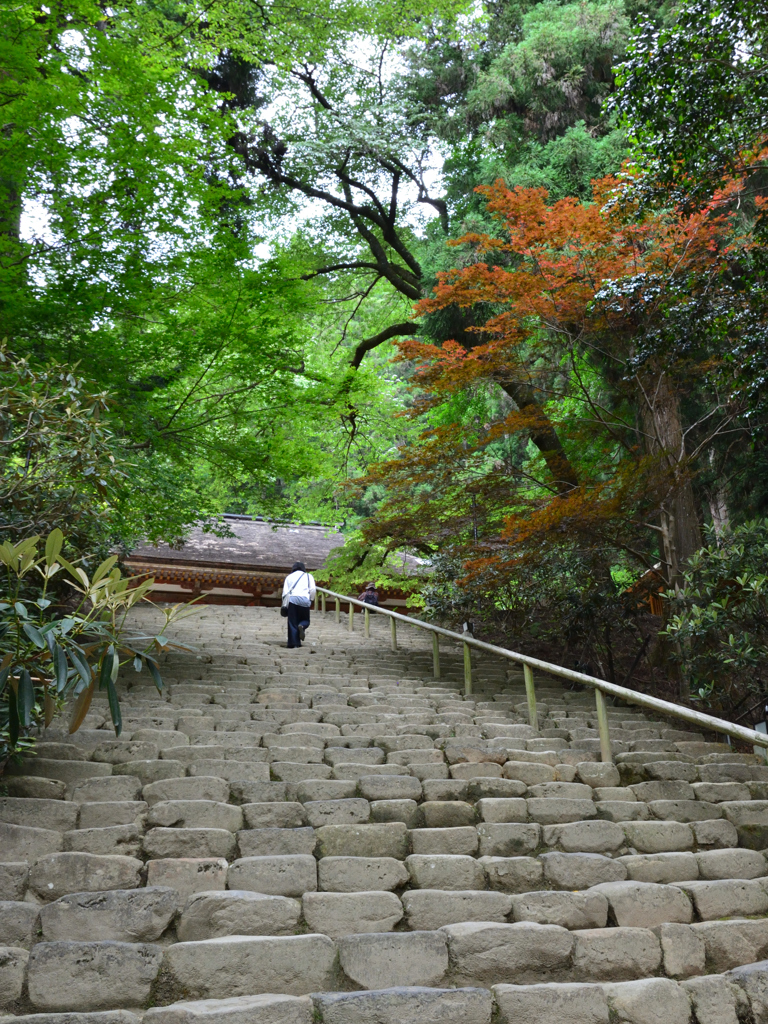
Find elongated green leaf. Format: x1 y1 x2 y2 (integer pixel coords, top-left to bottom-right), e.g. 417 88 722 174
92 556 118 584
68 647 92 688
44 689 56 728
106 676 122 737
17 669 35 728
7 683 19 748
98 650 112 691
45 529 64 566
22 622 46 649
145 656 164 693
53 644 68 692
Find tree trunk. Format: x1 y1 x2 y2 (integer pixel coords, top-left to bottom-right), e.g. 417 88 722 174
499 378 580 495
637 369 702 585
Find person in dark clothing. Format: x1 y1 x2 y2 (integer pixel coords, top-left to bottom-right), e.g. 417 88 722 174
358 582 379 606
282 560 316 648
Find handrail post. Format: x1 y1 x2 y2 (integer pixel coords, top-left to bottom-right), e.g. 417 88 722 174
364 608 370 637
313 592 318 612
524 664 538 731
391 616 397 652
595 686 612 762
335 598 340 624
463 642 472 695
432 633 440 680
321 593 326 615
348 602 354 631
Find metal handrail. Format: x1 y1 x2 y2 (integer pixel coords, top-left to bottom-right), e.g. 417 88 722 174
315 585 768 763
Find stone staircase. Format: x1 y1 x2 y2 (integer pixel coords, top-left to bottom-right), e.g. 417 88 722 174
2 603 768 1023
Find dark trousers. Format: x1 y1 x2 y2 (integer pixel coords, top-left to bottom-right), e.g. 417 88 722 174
287 602 310 648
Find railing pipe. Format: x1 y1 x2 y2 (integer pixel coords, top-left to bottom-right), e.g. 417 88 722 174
524 664 538 732
594 687 612 762
315 587 768 752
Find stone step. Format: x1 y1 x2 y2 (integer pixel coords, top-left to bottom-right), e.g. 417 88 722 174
1 602 764 1020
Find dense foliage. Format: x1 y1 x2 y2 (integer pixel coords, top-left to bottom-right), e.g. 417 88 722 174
3 0 768 714
0 530 190 761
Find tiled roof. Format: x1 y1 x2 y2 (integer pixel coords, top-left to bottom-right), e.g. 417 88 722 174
128 517 344 573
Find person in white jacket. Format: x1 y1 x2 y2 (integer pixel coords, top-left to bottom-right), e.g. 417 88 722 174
282 561 316 648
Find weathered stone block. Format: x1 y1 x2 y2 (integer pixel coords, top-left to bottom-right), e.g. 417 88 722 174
0 822 62 862
147 801 243 832
481 856 544 893
29 853 142 901
620 820 693 853
510 890 608 930
177 890 301 940
295 780 356 802
696 848 767 879
527 799 596 825
493 982 609 1024
63 825 142 858
659 922 705 979
589 880 692 928
317 856 409 893
160 934 336 999
0 863 28 901
405 854 485 891
237 827 316 857
409 827 478 856
144 993 313 1024
311 987 492 1024
618 851 699 884
71 776 142 803
0 900 39 948
442 921 573 986
78 802 148 830
0 797 78 832
315 823 408 859
302 891 402 938
27 941 162 1010
227 855 317 897
402 889 511 931
695 918 768 972
476 822 540 857
540 852 626 890
40 888 177 942
602 978 692 1024
572 927 661 981
682 974 740 1024
679 878 768 920
0 945 28 1007
337 930 448 989
145 859 227 901
303 799 370 828
241 803 306 829
143 828 236 861
541 820 624 854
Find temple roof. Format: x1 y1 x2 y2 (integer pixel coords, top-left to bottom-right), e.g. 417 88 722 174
128 516 345 573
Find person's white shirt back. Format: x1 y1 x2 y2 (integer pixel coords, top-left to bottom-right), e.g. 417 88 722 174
282 570 316 607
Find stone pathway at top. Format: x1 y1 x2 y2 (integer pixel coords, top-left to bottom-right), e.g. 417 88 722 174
3 602 768 1024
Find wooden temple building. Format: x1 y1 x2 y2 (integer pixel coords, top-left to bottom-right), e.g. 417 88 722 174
124 515 417 610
